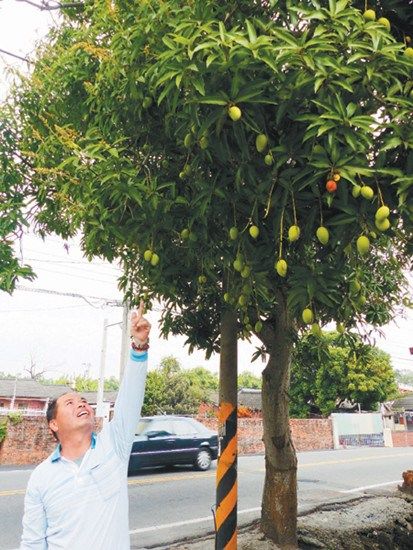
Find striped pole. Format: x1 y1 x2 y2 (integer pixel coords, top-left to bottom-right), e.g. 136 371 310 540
216 402 237 549
215 307 238 550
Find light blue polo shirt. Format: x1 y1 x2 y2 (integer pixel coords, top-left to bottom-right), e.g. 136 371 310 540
20 350 148 550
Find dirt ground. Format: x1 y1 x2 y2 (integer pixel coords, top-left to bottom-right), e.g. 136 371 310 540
160 491 413 550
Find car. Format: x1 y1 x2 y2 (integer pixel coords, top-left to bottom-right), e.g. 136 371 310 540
128 415 219 473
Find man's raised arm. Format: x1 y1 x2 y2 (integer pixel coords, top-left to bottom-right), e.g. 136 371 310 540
108 302 151 461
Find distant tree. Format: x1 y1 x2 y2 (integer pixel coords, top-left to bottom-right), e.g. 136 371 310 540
104 376 120 391
159 356 181 376
290 332 398 417
23 357 46 381
73 376 98 392
39 374 119 392
394 369 413 387
238 371 262 389
186 366 219 391
0 371 18 380
142 356 205 416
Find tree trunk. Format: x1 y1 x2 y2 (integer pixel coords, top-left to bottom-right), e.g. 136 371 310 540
260 292 297 548
215 307 238 550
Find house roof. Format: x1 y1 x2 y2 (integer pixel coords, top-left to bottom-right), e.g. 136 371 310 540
393 394 413 411
0 379 117 408
42 384 74 399
238 388 262 411
206 388 263 410
0 379 50 399
79 391 118 405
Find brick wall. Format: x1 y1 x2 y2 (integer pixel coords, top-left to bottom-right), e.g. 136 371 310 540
392 430 413 447
198 417 266 454
0 416 103 466
197 416 334 454
4 416 411 466
290 418 334 451
0 416 56 465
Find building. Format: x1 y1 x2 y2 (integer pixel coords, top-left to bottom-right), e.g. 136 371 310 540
0 378 116 416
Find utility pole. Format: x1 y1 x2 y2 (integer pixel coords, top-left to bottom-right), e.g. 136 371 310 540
96 318 108 419
96 313 126 419
119 303 130 381
215 307 238 550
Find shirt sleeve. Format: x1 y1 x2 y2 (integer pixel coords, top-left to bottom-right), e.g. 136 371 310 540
108 348 148 461
20 477 47 550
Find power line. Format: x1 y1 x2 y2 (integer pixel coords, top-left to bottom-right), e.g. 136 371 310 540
21 265 119 284
16 0 83 11
0 304 90 313
22 248 121 271
13 286 164 313
0 47 31 63
15 285 123 307
24 257 121 271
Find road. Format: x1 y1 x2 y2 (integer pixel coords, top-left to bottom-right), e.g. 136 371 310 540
0 447 412 549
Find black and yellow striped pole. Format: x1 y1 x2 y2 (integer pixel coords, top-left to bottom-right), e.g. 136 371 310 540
215 308 238 550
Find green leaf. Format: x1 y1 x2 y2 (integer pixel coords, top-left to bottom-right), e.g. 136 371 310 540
192 94 228 105
155 70 181 88
317 123 335 137
206 53 219 68
380 137 402 152
245 20 257 44
271 28 298 47
332 79 354 93
259 55 278 72
328 214 357 226
314 76 325 93
346 102 357 118
157 79 175 105
192 76 205 96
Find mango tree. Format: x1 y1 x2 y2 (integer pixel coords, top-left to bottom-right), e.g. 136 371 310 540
1 0 412 545
0 111 35 291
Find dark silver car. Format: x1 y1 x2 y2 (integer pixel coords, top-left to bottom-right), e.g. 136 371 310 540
128 415 219 473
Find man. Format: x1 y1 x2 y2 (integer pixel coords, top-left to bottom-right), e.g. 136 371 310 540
20 302 151 549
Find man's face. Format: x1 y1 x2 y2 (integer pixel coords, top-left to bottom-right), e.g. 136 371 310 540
49 392 95 440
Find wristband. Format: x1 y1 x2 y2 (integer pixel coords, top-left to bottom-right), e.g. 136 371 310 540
131 339 150 352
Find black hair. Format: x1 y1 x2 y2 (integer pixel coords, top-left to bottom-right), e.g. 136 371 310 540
46 392 70 441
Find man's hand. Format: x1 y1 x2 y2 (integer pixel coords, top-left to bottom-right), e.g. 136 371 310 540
130 301 151 345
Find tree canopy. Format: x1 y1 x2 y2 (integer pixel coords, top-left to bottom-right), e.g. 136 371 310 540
1 0 411 344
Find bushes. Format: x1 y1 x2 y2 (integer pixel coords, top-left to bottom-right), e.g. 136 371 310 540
0 411 24 444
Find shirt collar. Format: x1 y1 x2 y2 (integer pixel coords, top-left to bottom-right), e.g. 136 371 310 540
51 432 97 462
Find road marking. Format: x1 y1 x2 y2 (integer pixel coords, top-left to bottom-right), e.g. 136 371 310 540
250 451 413 473
2 451 411 496
0 489 25 497
0 468 34 474
299 451 413 469
128 471 214 486
129 507 261 535
338 480 400 493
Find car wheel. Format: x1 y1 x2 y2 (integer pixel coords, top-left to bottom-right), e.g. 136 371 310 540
194 448 212 471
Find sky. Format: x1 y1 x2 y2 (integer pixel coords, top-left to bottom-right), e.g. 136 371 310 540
0 1 412 382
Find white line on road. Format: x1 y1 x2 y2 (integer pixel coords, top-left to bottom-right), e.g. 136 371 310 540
0 468 34 474
129 507 261 535
338 480 400 493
